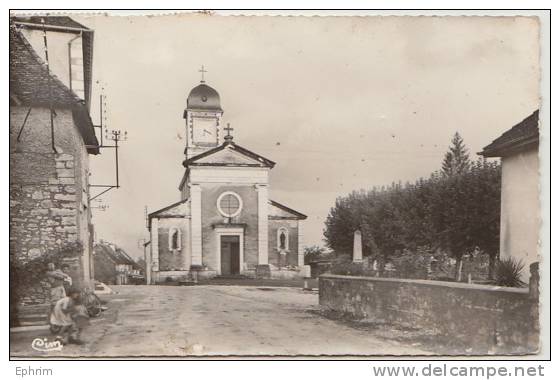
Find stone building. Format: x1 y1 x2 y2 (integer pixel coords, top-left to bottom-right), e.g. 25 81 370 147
480 110 540 282
146 78 307 283
9 17 99 304
94 242 144 285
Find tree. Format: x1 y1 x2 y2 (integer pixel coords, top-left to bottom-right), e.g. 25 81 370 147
324 191 366 256
430 159 501 280
463 158 501 278
304 245 329 264
322 138 501 282
429 171 475 280
442 132 471 177
360 184 406 272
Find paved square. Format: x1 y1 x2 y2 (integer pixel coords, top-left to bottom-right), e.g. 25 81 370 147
10 285 430 357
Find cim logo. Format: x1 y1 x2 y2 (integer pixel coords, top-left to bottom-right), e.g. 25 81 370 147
31 337 63 352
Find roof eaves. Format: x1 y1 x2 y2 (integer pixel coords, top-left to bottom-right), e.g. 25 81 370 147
148 198 190 220
269 199 307 220
480 110 540 158
10 25 99 154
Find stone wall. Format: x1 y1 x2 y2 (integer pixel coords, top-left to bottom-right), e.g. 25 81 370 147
319 274 539 355
200 184 259 271
157 217 191 271
10 106 92 305
267 219 299 267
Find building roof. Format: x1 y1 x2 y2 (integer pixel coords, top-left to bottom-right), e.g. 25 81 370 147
94 243 138 267
185 82 222 112
480 110 539 158
148 198 190 223
183 140 276 168
12 15 90 30
11 16 95 108
269 200 307 220
9 23 99 154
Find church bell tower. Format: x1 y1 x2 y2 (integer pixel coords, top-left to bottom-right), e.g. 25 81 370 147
183 66 224 160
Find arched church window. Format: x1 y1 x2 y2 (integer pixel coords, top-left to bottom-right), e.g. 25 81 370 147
277 227 289 251
168 227 181 251
217 191 243 218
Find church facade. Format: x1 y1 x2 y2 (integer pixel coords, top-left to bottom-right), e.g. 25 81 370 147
146 77 307 283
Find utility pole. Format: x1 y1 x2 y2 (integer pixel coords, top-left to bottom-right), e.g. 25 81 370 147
89 88 128 202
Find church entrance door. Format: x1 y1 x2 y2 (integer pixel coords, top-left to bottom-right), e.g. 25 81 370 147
220 235 240 275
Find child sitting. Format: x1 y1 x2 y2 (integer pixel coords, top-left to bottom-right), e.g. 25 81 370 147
50 287 89 345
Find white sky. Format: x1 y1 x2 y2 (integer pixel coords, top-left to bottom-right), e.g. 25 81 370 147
76 14 540 259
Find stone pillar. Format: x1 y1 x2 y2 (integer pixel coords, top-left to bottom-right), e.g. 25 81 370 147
528 262 540 351
353 230 362 263
151 218 159 284
256 184 269 265
190 184 202 267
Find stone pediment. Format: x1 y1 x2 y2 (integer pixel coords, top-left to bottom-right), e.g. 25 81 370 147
195 146 262 166
185 142 275 168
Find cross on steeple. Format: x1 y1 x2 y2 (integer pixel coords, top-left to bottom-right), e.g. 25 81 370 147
224 123 234 142
199 65 207 83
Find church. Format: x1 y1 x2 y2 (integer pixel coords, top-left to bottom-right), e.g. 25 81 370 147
145 72 307 284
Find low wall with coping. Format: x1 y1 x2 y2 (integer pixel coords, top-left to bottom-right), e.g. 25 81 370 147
319 274 539 355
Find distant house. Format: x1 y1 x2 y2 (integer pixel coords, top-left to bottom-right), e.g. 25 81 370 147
93 242 144 285
480 110 540 282
9 17 99 305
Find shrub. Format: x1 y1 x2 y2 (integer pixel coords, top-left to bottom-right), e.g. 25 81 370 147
495 257 526 287
392 250 430 279
330 261 369 276
10 242 83 326
10 242 83 297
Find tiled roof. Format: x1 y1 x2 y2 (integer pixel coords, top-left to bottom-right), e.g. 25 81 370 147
480 110 539 157
11 16 95 108
94 243 137 266
9 23 99 154
11 15 89 30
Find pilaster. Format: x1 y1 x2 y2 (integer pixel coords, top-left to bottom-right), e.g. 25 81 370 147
190 184 203 266
151 218 159 283
298 220 305 267
256 184 269 265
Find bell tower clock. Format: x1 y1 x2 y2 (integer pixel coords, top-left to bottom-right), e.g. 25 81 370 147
183 66 224 159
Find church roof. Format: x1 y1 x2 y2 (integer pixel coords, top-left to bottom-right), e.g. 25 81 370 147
148 198 190 225
269 200 307 220
185 82 222 112
184 141 276 168
480 110 539 157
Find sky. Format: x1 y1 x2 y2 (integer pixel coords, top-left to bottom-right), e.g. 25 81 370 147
75 13 540 259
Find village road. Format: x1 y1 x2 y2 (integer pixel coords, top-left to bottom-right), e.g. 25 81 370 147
11 285 431 357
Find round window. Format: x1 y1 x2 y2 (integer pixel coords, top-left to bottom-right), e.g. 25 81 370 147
217 191 243 218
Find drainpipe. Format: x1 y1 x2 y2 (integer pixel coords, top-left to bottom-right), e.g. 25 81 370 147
67 32 82 92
